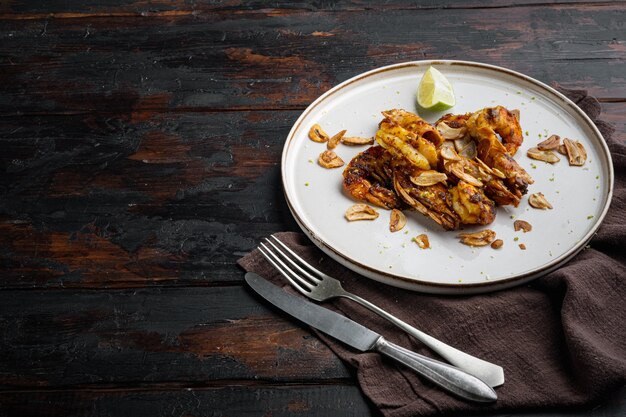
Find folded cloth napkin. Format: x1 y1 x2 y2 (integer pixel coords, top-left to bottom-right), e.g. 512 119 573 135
238 87 626 416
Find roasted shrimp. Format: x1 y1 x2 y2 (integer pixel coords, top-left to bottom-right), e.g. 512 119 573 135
466 106 523 155
440 151 521 207
471 125 534 198
436 113 521 206
449 180 496 226
377 120 437 169
342 106 532 230
342 146 402 209
466 107 534 198
382 109 445 147
435 113 476 158
393 158 495 228
436 113 470 137
380 110 442 168
391 157 460 230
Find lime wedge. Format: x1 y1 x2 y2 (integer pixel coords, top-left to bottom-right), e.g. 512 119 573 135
417 66 455 112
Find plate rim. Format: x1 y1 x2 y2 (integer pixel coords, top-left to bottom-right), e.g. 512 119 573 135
280 59 615 293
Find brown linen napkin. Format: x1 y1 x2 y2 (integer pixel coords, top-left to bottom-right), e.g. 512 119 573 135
238 87 626 416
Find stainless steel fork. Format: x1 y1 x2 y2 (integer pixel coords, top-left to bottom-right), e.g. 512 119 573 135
258 235 504 388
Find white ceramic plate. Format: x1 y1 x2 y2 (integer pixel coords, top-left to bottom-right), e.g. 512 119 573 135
281 61 613 294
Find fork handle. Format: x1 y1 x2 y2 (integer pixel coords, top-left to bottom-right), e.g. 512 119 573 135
342 292 504 387
374 336 497 402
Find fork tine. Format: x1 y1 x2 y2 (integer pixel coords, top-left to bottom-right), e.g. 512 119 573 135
270 235 333 280
264 238 320 284
258 244 313 294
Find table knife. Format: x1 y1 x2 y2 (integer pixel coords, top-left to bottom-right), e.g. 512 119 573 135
245 272 497 403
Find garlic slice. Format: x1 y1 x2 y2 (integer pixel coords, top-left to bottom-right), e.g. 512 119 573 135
327 130 346 149
318 150 344 168
410 170 448 187
563 138 587 166
537 134 560 151
458 229 496 247
345 204 379 221
437 121 467 140
413 234 430 249
527 147 560 164
514 220 532 233
389 209 407 232
309 124 329 143
528 192 553 209
342 136 374 146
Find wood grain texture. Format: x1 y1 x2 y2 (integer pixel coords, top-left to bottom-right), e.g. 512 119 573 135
1 384 624 417
0 385 375 417
1 0 623 15
1 104 624 289
0 3 624 116
0 1 624 416
0 111 300 288
0 286 349 388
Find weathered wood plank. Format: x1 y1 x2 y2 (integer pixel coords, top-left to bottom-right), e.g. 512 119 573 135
0 385 374 417
1 0 621 15
0 110 300 288
0 4 623 116
0 384 624 417
0 2 623 416
0 286 350 388
1 103 623 289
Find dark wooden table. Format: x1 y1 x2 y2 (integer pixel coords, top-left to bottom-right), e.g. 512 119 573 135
1 1 624 416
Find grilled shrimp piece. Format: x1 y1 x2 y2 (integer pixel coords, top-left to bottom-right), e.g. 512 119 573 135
393 157 495 228
391 157 460 230
377 120 437 169
436 113 470 133
482 176 521 207
379 110 442 168
470 125 534 198
466 107 534 198
441 155 521 207
449 180 496 226
343 146 402 209
382 109 445 147
466 106 523 155
436 114 521 206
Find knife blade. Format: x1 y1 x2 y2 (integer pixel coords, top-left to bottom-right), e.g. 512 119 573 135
245 272 497 403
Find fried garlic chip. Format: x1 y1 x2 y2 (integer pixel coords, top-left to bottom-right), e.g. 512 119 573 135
563 138 587 166
345 204 379 221
318 150 344 168
389 209 407 232
309 124 329 143
413 234 430 249
458 229 496 247
528 192 553 209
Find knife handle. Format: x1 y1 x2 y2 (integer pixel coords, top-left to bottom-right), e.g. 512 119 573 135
344 292 504 387
373 336 497 403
